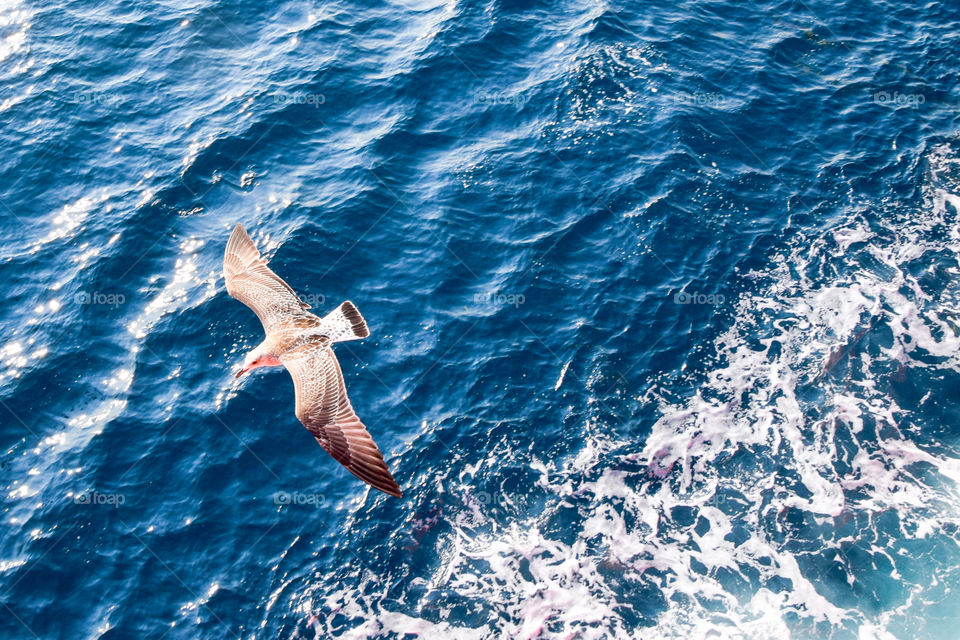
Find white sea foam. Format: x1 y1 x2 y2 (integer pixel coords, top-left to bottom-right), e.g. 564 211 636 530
294 144 960 638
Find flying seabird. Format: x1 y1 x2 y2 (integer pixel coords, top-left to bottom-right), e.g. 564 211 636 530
224 223 401 498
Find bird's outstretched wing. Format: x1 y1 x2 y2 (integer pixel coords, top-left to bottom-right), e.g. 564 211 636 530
223 223 314 333
280 342 402 498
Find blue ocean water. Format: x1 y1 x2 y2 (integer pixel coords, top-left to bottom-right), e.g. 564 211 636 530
1 0 960 637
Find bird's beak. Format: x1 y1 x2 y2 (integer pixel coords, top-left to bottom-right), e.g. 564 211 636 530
234 366 249 379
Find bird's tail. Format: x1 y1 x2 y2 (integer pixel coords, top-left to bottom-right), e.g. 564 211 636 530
319 301 370 342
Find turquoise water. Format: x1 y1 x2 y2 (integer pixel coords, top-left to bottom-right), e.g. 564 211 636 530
1 0 959 638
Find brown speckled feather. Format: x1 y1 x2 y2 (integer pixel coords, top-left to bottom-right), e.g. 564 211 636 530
223 223 316 333
281 343 401 497
223 223 401 498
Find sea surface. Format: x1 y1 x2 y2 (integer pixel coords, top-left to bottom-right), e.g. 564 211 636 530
1 0 959 638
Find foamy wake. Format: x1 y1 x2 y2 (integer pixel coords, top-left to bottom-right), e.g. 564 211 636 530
297 144 960 639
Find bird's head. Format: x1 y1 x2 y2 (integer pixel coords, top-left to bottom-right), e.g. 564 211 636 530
235 343 282 378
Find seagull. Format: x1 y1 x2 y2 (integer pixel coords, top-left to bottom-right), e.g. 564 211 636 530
224 223 401 498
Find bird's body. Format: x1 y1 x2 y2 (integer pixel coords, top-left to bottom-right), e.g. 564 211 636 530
223 223 401 498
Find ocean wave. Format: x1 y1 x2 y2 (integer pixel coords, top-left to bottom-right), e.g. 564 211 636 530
287 141 960 639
